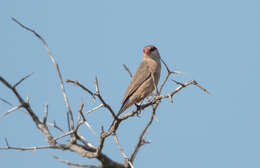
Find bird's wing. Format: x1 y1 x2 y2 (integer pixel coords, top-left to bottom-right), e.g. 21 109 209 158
121 60 151 105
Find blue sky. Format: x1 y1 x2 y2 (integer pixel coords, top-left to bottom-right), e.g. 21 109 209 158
1 0 260 168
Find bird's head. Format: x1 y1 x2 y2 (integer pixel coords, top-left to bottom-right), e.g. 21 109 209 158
143 45 161 61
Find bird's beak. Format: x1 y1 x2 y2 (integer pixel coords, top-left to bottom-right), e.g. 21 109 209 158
143 48 150 55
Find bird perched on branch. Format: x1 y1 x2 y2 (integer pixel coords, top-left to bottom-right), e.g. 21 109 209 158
118 45 161 116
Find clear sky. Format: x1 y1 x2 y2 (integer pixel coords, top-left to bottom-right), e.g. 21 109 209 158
1 0 260 168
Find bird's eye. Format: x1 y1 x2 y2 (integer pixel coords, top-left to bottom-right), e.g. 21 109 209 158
150 46 156 52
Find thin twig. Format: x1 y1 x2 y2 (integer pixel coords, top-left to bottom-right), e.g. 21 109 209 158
0 76 56 145
87 104 104 114
43 103 48 124
66 79 95 100
1 139 56 151
159 58 174 93
0 145 56 151
0 104 23 118
52 155 100 168
192 80 210 95
94 77 116 118
77 103 84 125
12 17 74 131
95 126 105 156
76 102 96 135
47 121 65 133
120 79 209 122
130 102 158 162
113 133 134 168
4 19 210 167
172 71 184 75
159 58 184 93
94 76 99 95
171 80 210 96
84 121 97 135
0 97 13 106
67 78 116 118
160 58 171 74
78 102 85 121
0 76 24 103
13 73 33 88
122 64 132 78
54 130 74 141
5 18 127 168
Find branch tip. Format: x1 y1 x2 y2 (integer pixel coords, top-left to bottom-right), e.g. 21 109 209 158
122 64 133 78
13 73 33 88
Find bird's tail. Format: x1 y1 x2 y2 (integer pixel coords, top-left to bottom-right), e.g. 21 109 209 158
117 100 129 117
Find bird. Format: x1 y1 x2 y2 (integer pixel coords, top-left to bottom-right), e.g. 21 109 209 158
117 45 161 116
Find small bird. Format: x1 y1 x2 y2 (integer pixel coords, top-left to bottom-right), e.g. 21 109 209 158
118 45 161 116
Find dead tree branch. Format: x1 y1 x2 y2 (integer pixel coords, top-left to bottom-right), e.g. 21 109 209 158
11 17 74 131
0 18 209 168
53 155 101 168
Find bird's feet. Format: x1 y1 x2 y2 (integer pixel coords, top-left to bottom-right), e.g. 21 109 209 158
134 103 142 117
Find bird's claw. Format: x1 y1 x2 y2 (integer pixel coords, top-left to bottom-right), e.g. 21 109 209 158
134 103 142 117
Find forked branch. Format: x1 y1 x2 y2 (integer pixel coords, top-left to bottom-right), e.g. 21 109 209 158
0 18 209 168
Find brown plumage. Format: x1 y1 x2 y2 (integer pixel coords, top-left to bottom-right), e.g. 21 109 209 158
118 45 161 116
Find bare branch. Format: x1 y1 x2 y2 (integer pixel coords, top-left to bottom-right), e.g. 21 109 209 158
96 126 105 156
94 77 117 118
4 18 209 168
159 72 171 93
113 134 128 159
66 112 71 131
12 17 74 131
171 79 185 86
47 121 65 133
66 79 95 100
87 104 104 114
94 76 100 95
130 102 158 163
67 78 116 118
170 80 210 96
4 138 9 147
168 93 173 103
122 64 132 78
76 102 96 135
1 139 56 151
95 95 116 119
159 58 174 93
0 76 56 145
0 104 23 118
172 70 184 75
0 97 13 106
84 121 97 135
43 103 48 124
113 134 134 168
160 58 171 74
159 58 173 93
159 58 183 93
0 145 56 151
13 73 33 88
78 102 85 121
120 79 210 122
77 102 85 125
192 80 210 95
54 130 74 141
53 155 100 168
0 76 24 103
